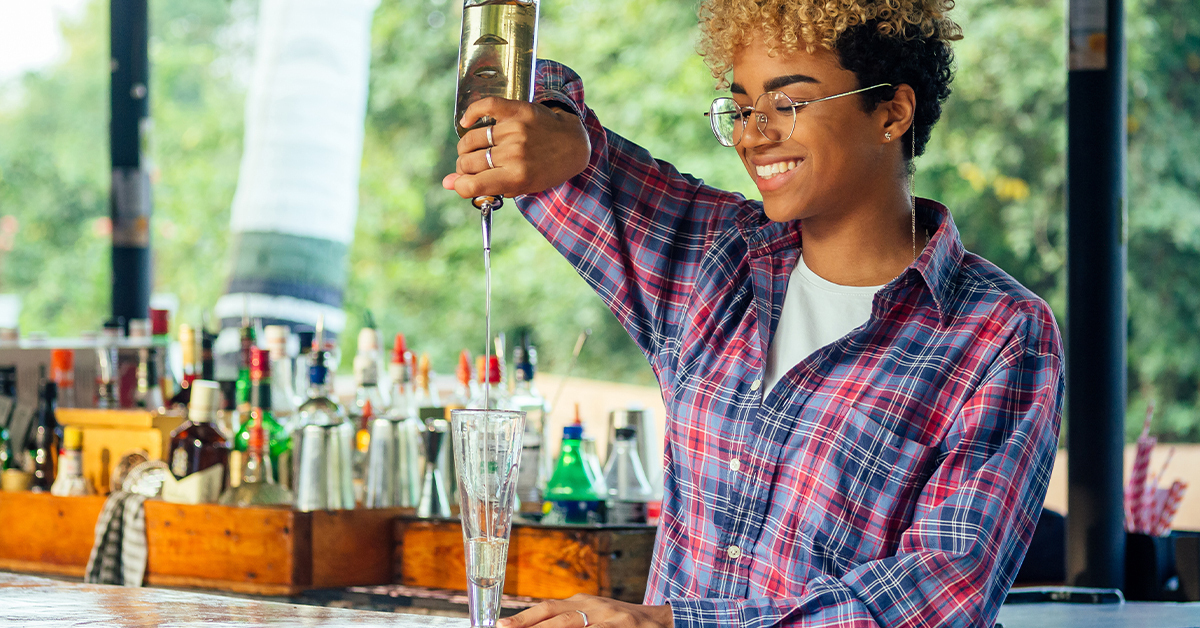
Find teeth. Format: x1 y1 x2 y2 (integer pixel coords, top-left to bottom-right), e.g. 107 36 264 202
756 160 798 179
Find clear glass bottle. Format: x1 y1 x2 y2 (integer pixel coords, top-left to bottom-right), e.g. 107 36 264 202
602 427 653 524
468 355 509 410
130 318 164 411
387 333 414 420
51 426 93 497
168 324 198 409
264 325 298 424
50 349 76 409
218 416 293 507
413 353 442 412
510 341 548 515
166 380 229 503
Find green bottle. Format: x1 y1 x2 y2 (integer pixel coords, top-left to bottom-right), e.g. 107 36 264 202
233 320 256 432
543 420 607 524
234 346 292 485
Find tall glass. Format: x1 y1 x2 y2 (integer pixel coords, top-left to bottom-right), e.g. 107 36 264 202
451 409 525 628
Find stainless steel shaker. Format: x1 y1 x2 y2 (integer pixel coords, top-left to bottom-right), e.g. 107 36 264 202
363 415 425 508
417 417 453 518
294 422 355 511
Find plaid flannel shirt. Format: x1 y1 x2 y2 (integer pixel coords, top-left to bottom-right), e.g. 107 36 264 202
516 61 1064 628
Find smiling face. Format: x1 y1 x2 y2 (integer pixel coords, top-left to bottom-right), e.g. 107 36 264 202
731 36 895 223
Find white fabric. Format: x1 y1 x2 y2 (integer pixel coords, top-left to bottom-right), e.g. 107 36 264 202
229 0 379 244
763 254 884 395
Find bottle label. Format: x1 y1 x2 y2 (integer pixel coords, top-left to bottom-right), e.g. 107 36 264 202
543 499 606 525
161 463 225 504
60 451 83 478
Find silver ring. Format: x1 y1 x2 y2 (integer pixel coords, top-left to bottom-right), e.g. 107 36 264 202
575 610 589 627
486 125 495 147
485 148 495 170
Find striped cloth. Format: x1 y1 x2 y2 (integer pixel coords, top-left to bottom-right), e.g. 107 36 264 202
84 490 148 586
516 61 1065 628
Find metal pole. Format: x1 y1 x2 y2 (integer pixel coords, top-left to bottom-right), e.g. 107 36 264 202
110 0 152 326
1066 0 1127 589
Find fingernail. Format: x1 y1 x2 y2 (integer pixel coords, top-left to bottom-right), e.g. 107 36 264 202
496 620 510 628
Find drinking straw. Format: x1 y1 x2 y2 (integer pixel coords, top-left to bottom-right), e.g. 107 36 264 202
1153 480 1188 537
1140 446 1176 533
1127 401 1157 532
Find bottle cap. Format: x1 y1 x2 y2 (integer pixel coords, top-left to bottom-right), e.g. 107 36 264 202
358 327 379 353
189 380 221 421
264 325 289 360
563 424 583 440
309 362 329 386
248 423 265 453
457 350 472 386
486 355 502 384
475 356 485 384
392 333 408 364
50 349 74 385
149 309 170 336
250 346 269 381
63 426 83 450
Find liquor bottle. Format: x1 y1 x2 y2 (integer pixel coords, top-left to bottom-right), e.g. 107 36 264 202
130 319 164 411
510 339 549 514
602 427 653 524
29 377 58 493
450 350 473 408
50 426 93 497
95 318 122 409
218 400 293 507
351 329 387 430
296 349 347 427
292 347 355 508
233 315 257 433
168 324 198 409
150 308 178 401
50 349 76 409
0 366 13 471
413 353 441 412
165 380 230 503
233 347 292 486
543 414 606 524
468 355 508 410
387 333 414 420
200 325 216 381
264 325 298 423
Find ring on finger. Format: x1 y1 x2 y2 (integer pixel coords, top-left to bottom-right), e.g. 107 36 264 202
486 125 495 148
575 610 589 628
485 148 496 170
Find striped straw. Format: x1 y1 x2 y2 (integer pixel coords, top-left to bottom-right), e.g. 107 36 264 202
1153 480 1188 537
1127 401 1158 533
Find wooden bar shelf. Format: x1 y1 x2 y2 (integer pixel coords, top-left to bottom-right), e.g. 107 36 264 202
0 491 410 596
394 517 657 603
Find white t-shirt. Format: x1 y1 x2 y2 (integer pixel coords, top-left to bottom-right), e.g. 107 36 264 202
763 254 885 395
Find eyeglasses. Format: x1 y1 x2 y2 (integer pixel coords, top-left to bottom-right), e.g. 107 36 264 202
704 83 893 147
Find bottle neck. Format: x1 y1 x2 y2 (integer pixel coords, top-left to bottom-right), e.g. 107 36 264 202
241 425 274 485
251 378 272 412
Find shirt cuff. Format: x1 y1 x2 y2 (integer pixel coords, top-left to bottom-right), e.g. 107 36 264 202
668 598 744 628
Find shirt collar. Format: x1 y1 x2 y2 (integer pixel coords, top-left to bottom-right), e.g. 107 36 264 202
735 197 964 326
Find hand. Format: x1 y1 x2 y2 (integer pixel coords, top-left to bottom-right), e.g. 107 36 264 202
498 594 672 628
441 97 590 199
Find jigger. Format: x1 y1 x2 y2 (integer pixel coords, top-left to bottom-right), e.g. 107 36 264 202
364 415 425 508
295 422 355 511
418 418 453 518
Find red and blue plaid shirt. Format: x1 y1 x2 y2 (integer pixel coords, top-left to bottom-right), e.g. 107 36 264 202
517 61 1064 628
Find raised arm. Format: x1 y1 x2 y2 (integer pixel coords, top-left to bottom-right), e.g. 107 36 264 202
445 60 754 370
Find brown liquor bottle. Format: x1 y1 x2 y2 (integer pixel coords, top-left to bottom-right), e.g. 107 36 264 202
165 380 230 503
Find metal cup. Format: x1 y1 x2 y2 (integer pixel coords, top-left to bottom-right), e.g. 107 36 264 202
365 418 397 508
418 418 452 518
296 424 329 511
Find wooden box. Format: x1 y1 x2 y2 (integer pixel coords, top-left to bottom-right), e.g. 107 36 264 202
393 517 657 603
0 491 410 595
56 408 186 494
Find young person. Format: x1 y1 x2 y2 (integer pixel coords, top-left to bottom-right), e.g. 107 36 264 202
444 1 1063 626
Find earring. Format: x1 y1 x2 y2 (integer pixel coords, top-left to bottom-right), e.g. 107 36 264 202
885 131 892 141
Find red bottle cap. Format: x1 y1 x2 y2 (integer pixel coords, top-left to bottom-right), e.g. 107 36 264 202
456 350 472 386
248 423 265 453
149 309 170 336
250 346 270 381
391 333 408 364
486 355 502 385
50 349 74 385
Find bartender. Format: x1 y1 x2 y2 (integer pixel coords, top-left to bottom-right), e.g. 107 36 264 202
444 0 1064 626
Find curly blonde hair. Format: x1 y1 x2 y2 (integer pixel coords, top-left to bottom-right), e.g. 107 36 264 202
698 0 963 84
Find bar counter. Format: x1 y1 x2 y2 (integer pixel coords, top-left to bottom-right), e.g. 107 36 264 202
0 572 466 627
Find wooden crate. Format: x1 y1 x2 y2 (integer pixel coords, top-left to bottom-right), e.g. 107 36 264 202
393 517 657 603
0 491 410 595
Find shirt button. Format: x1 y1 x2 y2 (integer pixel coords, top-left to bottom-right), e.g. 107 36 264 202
726 545 743 560
750 379 761 392
729 458 742 472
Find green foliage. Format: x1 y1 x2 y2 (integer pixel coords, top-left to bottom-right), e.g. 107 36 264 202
0 0 1198 436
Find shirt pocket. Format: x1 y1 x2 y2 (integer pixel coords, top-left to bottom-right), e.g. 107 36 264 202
794 403 936 576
